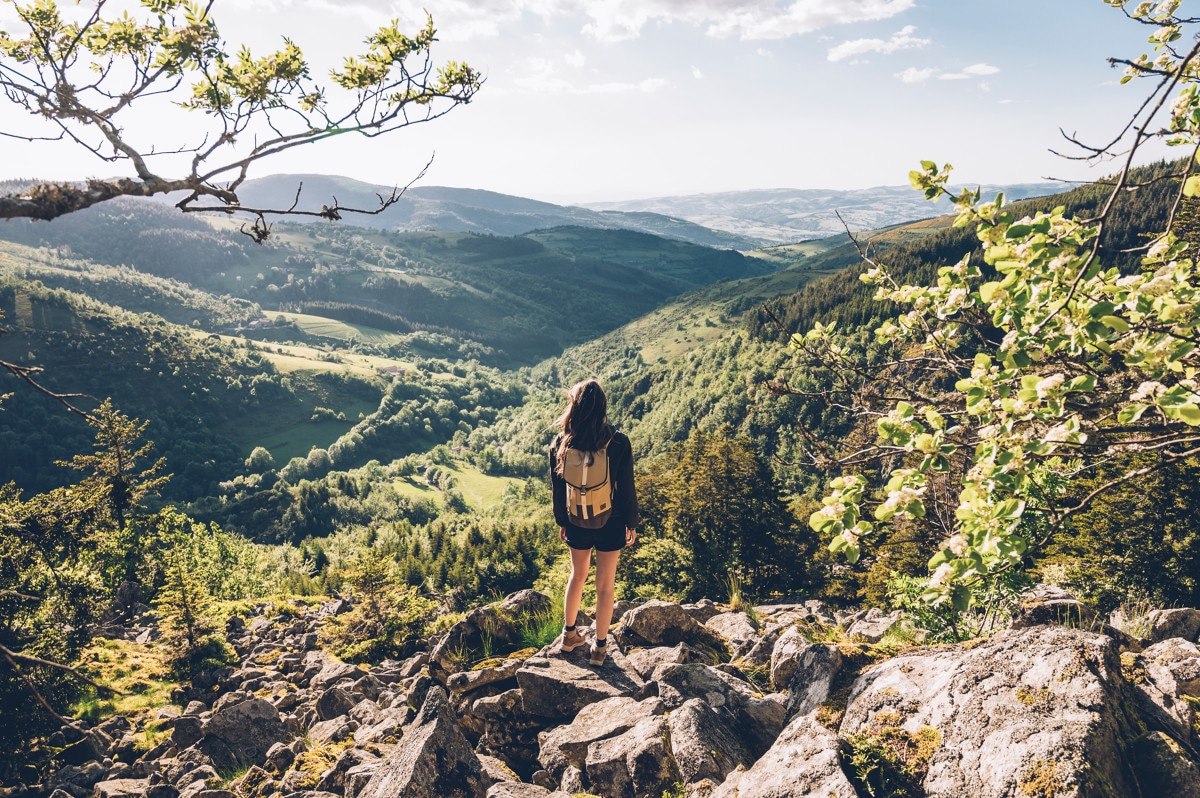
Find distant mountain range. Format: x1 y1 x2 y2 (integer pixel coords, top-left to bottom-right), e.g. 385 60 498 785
232 174 1067 249
580 183 1066 244
232 175 761 250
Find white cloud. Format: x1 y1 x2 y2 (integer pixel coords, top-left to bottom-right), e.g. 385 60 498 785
895 66 935 84
580 0 916 43
692 66 704 79
564 49 587 68
940 63 1000 80
827 24 929 62
510 57 667 94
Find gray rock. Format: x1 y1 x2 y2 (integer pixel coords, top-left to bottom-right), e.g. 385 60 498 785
653 663 785 758
1009 583 1096 629
485 784 565 798
738 625 784 668
308 716 354 744
516 654 644 721
616 600 729 657
349 698 382 728
357 686 487 798
1145 608 1200 645
170 717 203 750
92 779 150 798
768 626 807 691
680 598 721 623
705 612 760 655
845 607 901 643
710 713 856 798
430 590 552 681
353 672 386 702
478 753 521 785
345 762 384 798
537 696 666 782
310 660 362 690
784 643 842 718
317 747 379 793
625 642 709 682
583 714 680 798
1131 731 1200 798
1130 637 1200 740
315 686 357 721
196 698 288 772
666 698 752 787
447 657 524 697
263 741 295 774
840 625 1139 797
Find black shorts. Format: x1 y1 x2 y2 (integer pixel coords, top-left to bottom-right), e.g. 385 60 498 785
565 515 627 552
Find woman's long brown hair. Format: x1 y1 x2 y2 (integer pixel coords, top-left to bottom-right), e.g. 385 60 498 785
553 379 613 476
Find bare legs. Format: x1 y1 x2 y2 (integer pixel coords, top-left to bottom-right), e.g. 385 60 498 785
562 546 622 641
593 549 621 641
564 545 592 631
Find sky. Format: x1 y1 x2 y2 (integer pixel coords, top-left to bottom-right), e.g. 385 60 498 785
0 0 1180 203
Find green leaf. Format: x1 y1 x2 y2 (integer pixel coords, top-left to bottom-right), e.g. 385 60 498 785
950 585 971 612
1179 404 1200 426
1184 175 1200 197
1100 315 1130 333
1117 403 1149 424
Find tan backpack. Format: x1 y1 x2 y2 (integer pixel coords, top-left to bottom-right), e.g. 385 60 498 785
562 446 613 529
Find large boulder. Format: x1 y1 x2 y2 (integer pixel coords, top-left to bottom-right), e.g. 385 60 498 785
783 643 842 718
710 713 856 798
537 696 665 784
516 653 644 721
615 600 729 657
430 590 552 681
624 642 709 682
1131 731 1200 798
1009 584 1096 629
582 715 680 798
315 686 357 721
845 607 901 643
1145 608 1200 645
196 698 289 772
1128 637 1200 740
652 663 785 758
705 612 760 658
666 698 753 790
840 625 1140 797
357 687 487 798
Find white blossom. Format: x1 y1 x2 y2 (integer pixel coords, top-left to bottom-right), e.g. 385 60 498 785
1035 373 1065 399
929 562 955 587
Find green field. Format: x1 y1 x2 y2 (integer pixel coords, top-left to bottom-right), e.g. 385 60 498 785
392 462 517 511
264 311 410 347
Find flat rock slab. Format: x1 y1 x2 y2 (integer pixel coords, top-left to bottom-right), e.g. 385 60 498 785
516 654 644 721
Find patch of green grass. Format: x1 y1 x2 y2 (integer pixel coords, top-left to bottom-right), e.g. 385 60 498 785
72 637 181 725
520 604 566 650
444 463 518 510
264 311 409 347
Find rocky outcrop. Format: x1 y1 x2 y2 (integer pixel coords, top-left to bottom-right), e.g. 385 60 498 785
19 588 1200 798
357 687 486 798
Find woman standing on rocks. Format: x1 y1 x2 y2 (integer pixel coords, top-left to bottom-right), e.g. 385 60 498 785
549 379 638 666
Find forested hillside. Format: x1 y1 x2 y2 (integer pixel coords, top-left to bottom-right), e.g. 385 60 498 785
4 159 1200 780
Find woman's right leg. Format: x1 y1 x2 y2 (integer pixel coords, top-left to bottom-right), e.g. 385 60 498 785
564 545 593 631
592 548 621 642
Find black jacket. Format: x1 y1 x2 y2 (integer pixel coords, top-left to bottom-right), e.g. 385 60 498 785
549 430 639 529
